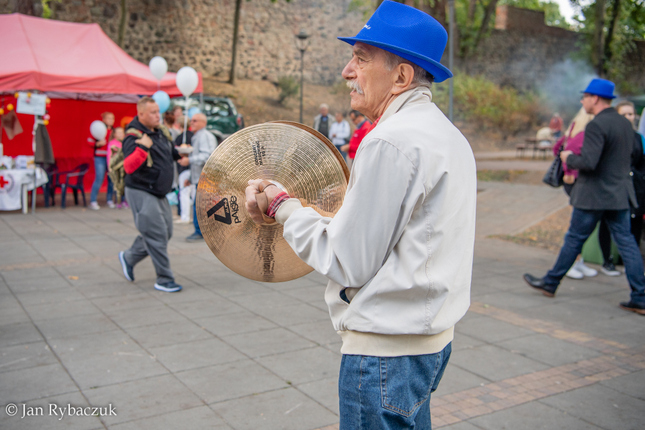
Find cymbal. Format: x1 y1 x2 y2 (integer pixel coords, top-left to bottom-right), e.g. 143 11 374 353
196 121 350 282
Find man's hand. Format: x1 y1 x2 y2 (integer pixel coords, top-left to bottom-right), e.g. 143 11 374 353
340 144 349 152
184 179 191 187
96 139 107 147
560 150 573 164
245 179 282 224
177 157 190 167
136 134 153 148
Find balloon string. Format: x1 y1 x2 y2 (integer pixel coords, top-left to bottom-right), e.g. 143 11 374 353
182 95 189 145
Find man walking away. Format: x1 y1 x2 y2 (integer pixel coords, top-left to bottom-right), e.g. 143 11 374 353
524 78 645 315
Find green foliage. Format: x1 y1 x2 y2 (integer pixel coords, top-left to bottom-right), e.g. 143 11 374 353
477 169 528 182
348 0 383 19
41 0 61 19
276 76 299 105
433 72 547 139
573 0 645 92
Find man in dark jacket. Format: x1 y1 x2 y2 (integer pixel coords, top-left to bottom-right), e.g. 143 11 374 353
524 79 645 315
118 97 189 293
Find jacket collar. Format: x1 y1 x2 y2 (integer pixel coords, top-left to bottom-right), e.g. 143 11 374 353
379 85 432 125
130 116 159 134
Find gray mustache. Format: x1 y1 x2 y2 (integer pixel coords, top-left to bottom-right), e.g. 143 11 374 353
346 80 364 95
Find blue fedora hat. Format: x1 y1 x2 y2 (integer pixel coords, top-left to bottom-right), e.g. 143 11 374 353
338 0 452 82
582 78 616 99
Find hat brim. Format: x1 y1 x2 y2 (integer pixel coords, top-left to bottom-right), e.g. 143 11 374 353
580 90 616 99
338 36 453 83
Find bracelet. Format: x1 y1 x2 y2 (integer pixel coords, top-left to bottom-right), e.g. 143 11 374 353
266 192 290 218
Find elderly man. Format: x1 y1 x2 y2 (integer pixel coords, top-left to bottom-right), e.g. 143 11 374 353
118 97 189 293
313 103 331 138
524 78 645 315
185 113 218 242
245 1 477 427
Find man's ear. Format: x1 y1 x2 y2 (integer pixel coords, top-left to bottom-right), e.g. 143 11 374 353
392 63 415 95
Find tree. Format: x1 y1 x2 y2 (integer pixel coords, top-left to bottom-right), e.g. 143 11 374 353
118 0 128 48
229 0 243 84
573 0 645 84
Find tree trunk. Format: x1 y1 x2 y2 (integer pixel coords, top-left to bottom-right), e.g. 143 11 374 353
229 0 243 85
467 0 477 26
593 0 607 77
118 0 127 48
473 0 498 52
603 0 621 75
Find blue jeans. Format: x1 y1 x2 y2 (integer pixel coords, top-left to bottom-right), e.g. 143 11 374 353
192 180 202 236
339 343 451 430
90 157 113 203
545 208 645 305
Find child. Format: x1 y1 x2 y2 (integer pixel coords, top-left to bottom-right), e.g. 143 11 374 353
107 127 128 209
88 112 115 210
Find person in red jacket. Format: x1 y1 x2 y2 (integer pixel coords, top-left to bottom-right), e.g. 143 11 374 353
341 110 373 169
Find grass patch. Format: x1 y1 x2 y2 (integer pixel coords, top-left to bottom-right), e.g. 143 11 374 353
490 206 572 252
477 170 528 182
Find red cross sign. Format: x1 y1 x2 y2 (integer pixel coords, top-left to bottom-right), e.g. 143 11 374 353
0 175 9 189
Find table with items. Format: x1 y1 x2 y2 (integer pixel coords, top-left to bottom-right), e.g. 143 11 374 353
0 162 48 213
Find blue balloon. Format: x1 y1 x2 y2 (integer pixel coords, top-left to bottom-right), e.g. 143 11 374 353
151 91 170 113
188 107 201 119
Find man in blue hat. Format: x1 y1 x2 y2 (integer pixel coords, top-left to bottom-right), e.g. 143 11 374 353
246 1 477 428
524 78 645 315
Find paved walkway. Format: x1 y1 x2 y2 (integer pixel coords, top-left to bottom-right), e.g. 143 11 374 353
1 181 643 430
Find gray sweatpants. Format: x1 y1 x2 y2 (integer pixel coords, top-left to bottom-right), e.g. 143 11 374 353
124 187 174 284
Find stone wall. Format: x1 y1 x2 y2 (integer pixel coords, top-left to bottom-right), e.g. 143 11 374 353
465 5 586 90
475 6 645 92
1 2 643 92
0 0 364 85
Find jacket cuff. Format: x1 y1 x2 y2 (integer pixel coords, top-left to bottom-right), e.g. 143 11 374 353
275 198 303 225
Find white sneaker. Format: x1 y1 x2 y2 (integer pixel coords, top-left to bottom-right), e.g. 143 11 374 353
106 201 116 209
89 202 100 210
566 266 584 279
601 262 621 276
574 260 598 277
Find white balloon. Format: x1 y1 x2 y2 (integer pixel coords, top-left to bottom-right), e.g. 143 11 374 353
176 66 199 97
90 120 107 141
149 56 168 81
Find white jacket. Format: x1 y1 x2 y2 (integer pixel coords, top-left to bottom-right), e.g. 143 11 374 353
329 119 351 147
276 86 477 356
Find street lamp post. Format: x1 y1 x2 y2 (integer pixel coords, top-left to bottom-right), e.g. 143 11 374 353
295 30 310 124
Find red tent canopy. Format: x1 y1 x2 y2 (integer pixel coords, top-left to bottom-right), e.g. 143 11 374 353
0 13 201 95
0 14 203 198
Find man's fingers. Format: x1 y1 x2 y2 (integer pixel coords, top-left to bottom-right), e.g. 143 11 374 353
245 184 264 224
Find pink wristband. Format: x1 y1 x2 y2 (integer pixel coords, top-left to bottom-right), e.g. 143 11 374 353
266 192 289 218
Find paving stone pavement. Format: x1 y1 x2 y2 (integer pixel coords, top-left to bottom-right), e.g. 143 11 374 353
1 181 644 430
